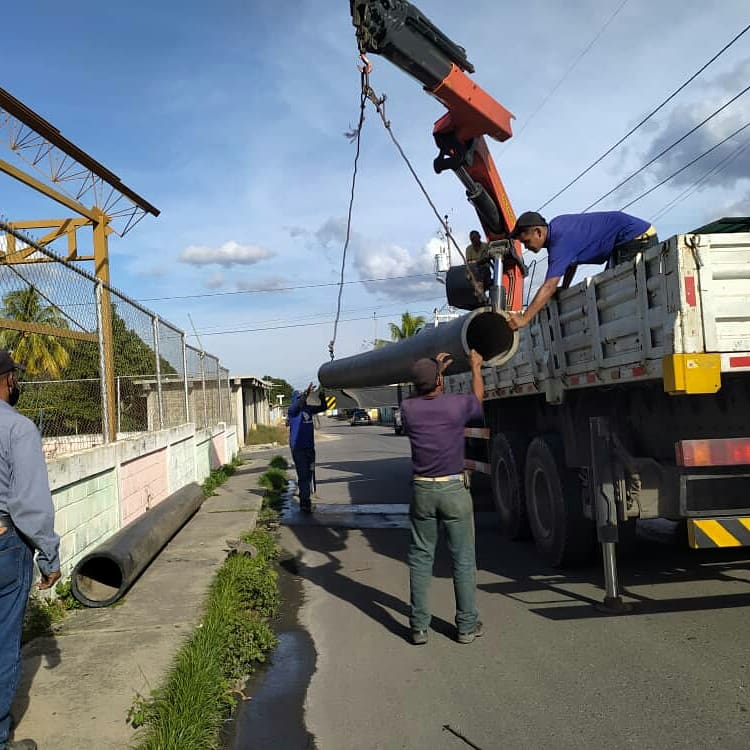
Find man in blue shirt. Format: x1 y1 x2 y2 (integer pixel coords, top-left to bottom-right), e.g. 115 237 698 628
0 350 60 750
507 210 657 330
287 384 327 513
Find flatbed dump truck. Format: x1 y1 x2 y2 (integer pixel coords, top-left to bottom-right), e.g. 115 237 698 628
447 224 750 604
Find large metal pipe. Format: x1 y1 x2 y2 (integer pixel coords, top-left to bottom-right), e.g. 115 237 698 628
319 307 517 389
71 482 205 607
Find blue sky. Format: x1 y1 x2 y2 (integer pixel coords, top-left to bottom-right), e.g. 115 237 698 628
2 0 749 386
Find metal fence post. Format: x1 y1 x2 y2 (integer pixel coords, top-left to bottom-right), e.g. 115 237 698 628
152 315 164 431
200 352 208 428
95 282 112 445
117 376 122 435
182 334 190 425
218 363 224 423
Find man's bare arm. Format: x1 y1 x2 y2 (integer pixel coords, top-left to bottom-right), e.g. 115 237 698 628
468 349 484 403
508 275 561 330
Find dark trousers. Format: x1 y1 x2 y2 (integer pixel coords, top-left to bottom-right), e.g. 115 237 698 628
0 527 34 746
408 479 479 633
609 230 659 268
292 447 316 505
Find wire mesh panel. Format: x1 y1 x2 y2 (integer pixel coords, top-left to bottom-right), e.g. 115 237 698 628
0 233 105 456
205 354 221 426
185 345 208 430
107 290 158 434
157 320 188 428
0 222 232 449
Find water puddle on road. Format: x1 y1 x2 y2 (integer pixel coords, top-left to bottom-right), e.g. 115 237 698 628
225 553 318 749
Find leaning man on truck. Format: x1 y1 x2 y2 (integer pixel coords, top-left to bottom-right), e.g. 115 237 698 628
0 349 61 750
400 349 484 646
507 210 657 331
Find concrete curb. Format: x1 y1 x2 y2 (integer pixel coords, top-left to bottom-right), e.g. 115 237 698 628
13 457 269 750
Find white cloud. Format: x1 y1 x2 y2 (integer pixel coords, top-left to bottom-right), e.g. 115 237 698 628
235 276 290 292
179 241 274 267
205 271 224 289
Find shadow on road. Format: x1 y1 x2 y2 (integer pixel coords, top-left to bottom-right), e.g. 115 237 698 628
283 522 457 641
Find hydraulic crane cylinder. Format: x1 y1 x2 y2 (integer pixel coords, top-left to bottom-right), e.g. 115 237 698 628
318 307 517 389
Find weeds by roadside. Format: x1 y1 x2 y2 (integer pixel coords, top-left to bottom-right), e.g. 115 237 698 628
22 578 83 644
131 458 285 750
245 424 288 446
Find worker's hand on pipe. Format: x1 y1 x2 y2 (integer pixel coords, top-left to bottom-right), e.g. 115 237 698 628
434 352 453 373
468 349 483 370
304 382 314 398
507 312 528 331
38 570 61 590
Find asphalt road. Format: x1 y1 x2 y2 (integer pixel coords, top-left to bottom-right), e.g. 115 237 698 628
234 418 750 750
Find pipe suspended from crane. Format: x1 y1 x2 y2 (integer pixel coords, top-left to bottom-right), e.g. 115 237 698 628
318 307 517 389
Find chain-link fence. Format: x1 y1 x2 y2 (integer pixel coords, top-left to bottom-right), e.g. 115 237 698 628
0 222 233 458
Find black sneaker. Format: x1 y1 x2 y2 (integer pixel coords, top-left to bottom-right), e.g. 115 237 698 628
300 501 313 514
411 629 428 645
457 621 484 644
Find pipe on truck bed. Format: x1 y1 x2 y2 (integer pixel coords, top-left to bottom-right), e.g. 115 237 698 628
318 307 517 389
71 482 205 607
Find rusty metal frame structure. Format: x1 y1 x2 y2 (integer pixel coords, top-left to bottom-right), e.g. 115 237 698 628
0 86 160 440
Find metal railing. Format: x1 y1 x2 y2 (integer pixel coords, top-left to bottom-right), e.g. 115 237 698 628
0 221 232 457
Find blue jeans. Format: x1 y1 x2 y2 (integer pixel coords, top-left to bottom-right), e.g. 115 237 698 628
408 479 478 633
292 448 316 504
0 527 34 747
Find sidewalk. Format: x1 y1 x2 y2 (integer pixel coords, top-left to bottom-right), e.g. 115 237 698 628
12 449 277 750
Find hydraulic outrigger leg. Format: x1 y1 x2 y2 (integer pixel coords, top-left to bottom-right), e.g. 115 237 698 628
589 416 632 614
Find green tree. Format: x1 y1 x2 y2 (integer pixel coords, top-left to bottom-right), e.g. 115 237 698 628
263 375 293 406
388 311 426 341
0 286 71 378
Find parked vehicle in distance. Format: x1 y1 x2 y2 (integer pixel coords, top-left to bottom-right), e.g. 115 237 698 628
350 409 372 426
394 407 403 435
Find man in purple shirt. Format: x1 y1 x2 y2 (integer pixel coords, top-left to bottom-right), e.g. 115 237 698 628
400 349 484 645
507 210 657 331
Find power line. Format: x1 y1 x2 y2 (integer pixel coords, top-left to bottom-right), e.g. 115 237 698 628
513 0 630 142
193 294 446 333
196 306 439 337
584 82 750 212
620 119 750 210
137 272 436 302
538 22 750 211
651 134 750 222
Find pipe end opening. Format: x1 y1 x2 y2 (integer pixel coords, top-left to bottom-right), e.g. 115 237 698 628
466 311 518 366
73 556 124 607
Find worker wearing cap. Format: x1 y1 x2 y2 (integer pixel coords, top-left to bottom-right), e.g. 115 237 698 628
0 350 60 750
507 210 657 330
287 383 328 514
399 349 485 646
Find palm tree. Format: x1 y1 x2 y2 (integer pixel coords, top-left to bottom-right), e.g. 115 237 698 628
0 286 71 378
388 311 426 341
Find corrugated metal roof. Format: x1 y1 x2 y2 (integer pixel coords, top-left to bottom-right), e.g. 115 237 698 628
690 216 750 234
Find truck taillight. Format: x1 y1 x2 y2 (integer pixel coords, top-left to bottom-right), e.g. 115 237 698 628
676 438 750 467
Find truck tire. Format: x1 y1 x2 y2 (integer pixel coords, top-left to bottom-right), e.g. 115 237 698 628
490 432 530 539
524 435 595 567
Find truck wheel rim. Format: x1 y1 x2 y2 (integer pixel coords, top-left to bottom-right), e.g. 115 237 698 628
531 467 554 540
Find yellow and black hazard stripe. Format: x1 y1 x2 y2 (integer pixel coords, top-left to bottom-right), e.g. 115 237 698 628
323 395 336 410
687 517 750 548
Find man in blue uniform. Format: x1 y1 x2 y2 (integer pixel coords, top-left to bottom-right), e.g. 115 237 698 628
507 210 657 330
0 350 60 750
287 384 328 513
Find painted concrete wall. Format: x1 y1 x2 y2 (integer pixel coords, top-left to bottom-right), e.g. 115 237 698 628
46 422 238 577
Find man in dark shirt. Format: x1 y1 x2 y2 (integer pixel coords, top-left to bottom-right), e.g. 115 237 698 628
400 349 484 645
507 210 657 331
287 384 327 513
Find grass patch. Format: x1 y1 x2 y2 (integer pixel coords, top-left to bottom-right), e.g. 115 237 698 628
245 424 288 446
269 454 288 471
22 578 83 644
202 462 238 497
131 461 282 750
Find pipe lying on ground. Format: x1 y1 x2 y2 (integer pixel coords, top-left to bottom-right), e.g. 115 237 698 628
71 482 205 607
318 307 518 389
